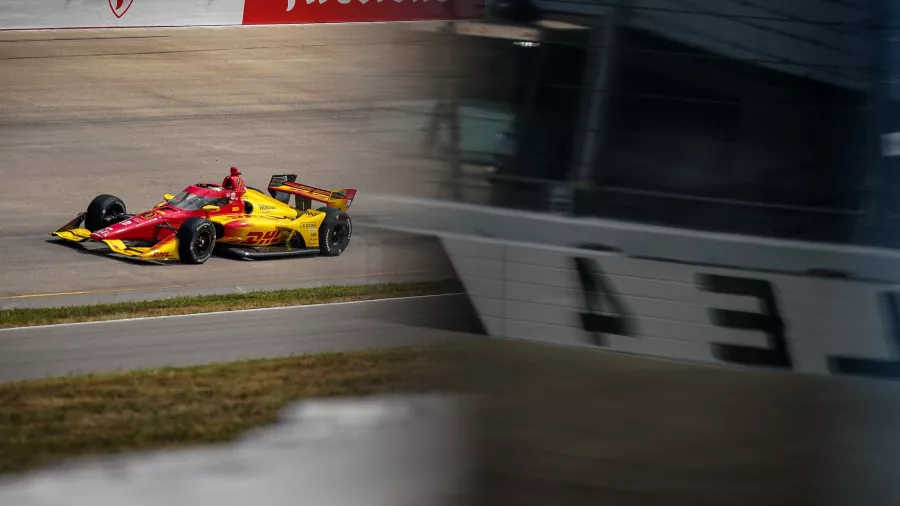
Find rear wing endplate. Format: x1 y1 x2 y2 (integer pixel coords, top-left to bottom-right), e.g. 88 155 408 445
267 174 357 212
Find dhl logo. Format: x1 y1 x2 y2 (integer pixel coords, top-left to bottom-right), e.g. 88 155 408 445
149 251 171 258
245 230 282 246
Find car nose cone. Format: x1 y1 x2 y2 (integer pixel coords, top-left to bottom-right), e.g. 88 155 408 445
90 228 112 241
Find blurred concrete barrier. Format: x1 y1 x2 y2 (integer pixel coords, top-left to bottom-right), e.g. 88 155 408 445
367 194 900 384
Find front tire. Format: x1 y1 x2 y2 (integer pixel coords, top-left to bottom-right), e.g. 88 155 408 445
85 194 127 232
177 218 216 264
317 207 352 257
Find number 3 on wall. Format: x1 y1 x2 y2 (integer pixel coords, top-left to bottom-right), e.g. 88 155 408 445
696 274 793 368
700 276 900 379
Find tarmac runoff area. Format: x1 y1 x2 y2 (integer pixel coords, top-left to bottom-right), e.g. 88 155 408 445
0 293 481 382
0 22 451 309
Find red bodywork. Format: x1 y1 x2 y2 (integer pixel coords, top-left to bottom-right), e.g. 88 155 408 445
89 183 245 243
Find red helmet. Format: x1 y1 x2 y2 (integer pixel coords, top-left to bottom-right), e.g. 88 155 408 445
230 166 241 176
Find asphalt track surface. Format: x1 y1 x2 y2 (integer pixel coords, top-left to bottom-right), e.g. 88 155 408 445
0 293 480 382
0 23 450 309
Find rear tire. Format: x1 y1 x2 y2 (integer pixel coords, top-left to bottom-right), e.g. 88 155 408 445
85 194 126 232
177 218 216 264
317 207 352 257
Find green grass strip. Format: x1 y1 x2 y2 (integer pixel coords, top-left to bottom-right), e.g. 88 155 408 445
0 279 463 329
0 343 468 476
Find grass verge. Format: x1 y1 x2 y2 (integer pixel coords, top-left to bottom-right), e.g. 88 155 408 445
0 343 467 476
0 337 867 505
0 279 462 329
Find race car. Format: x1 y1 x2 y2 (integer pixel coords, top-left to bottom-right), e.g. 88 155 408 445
51 167 356 264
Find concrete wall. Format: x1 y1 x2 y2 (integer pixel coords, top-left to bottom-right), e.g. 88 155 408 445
0 0 481 29
367 195 900 284
440 233 900 380
367 194 900 382
0 0 246 29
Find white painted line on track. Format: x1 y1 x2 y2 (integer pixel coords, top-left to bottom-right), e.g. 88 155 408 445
0 293 466 333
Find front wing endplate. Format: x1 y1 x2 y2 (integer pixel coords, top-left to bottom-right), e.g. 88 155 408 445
51 212 92 243
53 228 92 243
101 235 180 261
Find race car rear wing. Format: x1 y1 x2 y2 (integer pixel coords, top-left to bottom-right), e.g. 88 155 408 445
267 174 357 212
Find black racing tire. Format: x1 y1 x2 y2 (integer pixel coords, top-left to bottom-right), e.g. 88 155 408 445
317 207 352 257
177 217 217 264
85 194 127 232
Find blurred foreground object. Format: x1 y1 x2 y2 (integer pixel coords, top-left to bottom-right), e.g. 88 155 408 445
0 394 472 506
463 339 900 506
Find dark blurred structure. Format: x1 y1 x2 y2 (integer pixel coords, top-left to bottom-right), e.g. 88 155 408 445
409 5 900 506
428 0 900 248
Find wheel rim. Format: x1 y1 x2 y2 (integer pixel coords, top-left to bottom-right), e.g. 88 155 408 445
331 224 347 246
192 228 214 259
102 202 126 224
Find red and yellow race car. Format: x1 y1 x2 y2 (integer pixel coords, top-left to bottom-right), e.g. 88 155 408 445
51 167 356 264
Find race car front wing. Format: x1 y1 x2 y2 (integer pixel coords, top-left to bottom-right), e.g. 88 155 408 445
51 212 181 262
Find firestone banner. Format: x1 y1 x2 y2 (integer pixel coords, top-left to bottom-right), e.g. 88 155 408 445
243 0 483 24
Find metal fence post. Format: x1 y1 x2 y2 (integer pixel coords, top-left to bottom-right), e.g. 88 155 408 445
568 0 630 193
854 0 898 247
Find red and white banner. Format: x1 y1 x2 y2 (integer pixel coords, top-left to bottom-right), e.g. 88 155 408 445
0 0 246 30
243 0 482 24
0 0 482 29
